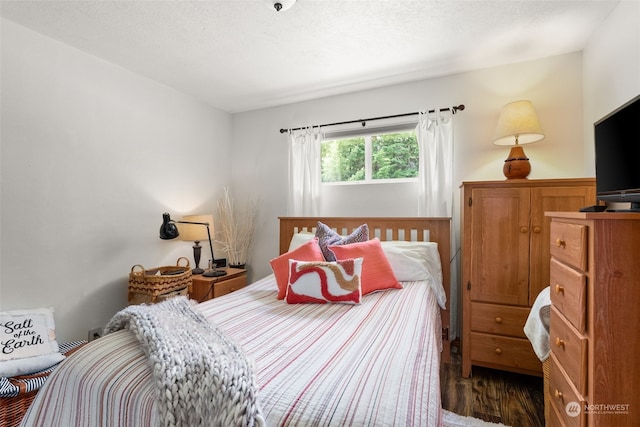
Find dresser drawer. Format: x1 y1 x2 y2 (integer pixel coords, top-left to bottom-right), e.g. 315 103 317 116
471 303 529 338
550 306 587 395
549 353 586 427
470 332 542 373
548 399 565 427
550 221 588 271
213 275 246 298
550 258 587 333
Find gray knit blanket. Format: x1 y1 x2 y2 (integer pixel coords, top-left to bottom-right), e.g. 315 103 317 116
105 297 264 427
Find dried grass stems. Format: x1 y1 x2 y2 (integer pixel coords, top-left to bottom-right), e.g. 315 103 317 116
216 188 260 267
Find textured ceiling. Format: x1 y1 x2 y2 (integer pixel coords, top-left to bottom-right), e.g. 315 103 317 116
1 0 620 113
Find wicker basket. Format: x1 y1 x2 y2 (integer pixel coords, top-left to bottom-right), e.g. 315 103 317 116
543 358 550 425
155 286 189 302
128 257 192 305
1 342 87 427
1 376 43 427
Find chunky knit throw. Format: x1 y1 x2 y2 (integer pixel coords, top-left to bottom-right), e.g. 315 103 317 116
105 297 264 427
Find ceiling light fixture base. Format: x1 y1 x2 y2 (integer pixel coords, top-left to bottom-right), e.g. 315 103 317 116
267 0 296 12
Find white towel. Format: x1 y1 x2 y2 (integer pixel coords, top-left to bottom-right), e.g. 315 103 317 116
524 286 551 361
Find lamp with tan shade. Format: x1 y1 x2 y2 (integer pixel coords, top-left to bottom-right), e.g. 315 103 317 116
159 213 226 277
177 214 214 275
493 100 545 179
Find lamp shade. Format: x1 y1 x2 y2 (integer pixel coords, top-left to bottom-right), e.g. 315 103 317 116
493 100 544 146
178 214 214 242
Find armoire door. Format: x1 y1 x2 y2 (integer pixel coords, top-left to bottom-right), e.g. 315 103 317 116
468 187 531 306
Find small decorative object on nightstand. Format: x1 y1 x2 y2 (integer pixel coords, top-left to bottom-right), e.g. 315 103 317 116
216 188 260 269
190 267 247 302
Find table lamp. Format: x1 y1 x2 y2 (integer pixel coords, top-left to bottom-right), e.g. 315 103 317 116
177 214 215 275
159 213 226 277
493 100 545 179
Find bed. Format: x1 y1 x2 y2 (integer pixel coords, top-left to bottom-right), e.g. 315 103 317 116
19 217 451 427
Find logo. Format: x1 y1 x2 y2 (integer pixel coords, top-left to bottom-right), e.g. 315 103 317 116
584 403 630 415
566 401 581 417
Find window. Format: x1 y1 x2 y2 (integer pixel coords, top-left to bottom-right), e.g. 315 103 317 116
321 130 419 183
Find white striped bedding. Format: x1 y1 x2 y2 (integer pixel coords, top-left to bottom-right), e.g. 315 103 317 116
20 274 443 426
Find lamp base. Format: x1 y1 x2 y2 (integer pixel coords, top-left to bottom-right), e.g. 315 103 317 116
203 269 227 277
503 145 531 179
192 242 204 275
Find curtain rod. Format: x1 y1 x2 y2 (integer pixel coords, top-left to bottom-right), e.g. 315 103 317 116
279 104 464 134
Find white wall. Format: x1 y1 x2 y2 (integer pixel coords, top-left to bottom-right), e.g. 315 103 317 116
583 0 640 176
0 19 232 342
232 53 587 283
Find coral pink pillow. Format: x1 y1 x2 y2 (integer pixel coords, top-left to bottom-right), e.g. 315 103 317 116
286 258 363 305
270 237 324 299
328 238 402 295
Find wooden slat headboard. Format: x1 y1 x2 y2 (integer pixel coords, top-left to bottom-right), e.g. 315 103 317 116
278 216 451 362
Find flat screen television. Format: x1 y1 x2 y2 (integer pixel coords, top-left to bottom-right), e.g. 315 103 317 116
594 94 640 211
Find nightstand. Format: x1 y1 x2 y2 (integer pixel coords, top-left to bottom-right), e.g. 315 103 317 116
189 268 247 302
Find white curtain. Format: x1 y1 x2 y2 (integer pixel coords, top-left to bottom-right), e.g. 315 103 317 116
417 109 458 340
416 110 454 217
287 128 322 216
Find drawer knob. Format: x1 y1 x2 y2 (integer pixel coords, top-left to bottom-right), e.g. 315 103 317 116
520 226 528 233
533 226 541 233
555 284 565 294
495 316 503 323
555 238 566 248
494 348 503 355
554 389 563 399
555 337 565 348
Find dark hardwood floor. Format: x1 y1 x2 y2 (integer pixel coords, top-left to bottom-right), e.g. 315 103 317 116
440 345 545 426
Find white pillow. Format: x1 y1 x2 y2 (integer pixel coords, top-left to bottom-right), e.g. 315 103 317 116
0 308 65 377
380 241 446 309
0 353 65 377
287 231 315 252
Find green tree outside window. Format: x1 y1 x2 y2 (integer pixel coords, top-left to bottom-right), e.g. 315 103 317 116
321 131 418 183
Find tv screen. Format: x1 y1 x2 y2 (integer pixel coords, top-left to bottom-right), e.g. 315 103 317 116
594 94 640 211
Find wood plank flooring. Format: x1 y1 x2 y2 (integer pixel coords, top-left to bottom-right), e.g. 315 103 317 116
441 347 545 426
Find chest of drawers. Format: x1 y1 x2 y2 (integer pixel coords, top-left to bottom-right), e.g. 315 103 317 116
547 212 640 426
